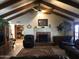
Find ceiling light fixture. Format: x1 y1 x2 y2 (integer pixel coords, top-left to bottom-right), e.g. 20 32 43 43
32 1 52 14
32 1 42 12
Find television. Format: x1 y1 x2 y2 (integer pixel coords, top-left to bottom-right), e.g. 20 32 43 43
38 19 48 26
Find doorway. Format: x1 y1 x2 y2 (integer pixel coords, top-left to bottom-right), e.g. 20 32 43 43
8 25 24 56
14 25 24 51
15 25 24 40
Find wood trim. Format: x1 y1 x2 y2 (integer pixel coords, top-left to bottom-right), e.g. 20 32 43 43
58 0 79 9
0 0 22 9
0 1 34 18
41 1 79 18
34 0 43 3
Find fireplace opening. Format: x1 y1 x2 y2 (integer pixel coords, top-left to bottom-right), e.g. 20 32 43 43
36 32 51 43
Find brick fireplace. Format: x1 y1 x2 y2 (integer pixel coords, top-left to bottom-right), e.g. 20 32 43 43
36 32 51 43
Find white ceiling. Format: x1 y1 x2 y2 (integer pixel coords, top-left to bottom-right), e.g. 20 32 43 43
72 0 79 3
0 0 8 4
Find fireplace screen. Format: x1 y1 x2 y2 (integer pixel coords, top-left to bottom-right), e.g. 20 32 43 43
36 32 51 43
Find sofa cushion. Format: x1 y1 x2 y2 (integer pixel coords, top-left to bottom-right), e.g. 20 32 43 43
63 36 72 42
75 39 79 49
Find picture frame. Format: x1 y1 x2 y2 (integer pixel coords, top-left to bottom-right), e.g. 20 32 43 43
38 19 48 26
27 24 32 29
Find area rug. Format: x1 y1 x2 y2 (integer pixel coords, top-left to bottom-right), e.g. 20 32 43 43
10 55 69 59
17 46 54 57
10 56 60 59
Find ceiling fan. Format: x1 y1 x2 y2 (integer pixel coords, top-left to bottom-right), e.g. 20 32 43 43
32 3 53 14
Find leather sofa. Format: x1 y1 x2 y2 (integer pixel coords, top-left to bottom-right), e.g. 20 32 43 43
23 35 34 48
64 39 79 59
53 36 72 48
53 36 79 59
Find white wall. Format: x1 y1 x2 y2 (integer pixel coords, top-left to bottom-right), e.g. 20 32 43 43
9 11 72 40
31 12 64 36
8 23 15 39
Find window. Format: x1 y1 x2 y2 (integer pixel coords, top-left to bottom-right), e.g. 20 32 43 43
75 24 79 40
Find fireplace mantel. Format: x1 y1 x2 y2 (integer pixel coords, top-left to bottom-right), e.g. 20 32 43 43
35 27 51 32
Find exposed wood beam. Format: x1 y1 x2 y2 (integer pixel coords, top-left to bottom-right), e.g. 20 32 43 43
3 3 36 21
34 0 43 3
4 9 32 21
41 1 79 18
58 0 79 9
0 1 35 18
0 0 22 9
41 4 74 21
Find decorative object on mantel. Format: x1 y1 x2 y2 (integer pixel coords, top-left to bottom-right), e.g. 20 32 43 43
38 19 48 26
41 26 45 28
34 26 37 29
27 24 32 29
49 24 51 28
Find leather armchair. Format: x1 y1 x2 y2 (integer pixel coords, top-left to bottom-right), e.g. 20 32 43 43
23 35 34 48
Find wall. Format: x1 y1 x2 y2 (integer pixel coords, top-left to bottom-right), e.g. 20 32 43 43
63 20 74 36
8 22 15 39
31 12 64 36
9 11 72 40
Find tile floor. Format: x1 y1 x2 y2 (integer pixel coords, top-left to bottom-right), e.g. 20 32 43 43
0 39 68 59
8 39 23 56
8 39 67 56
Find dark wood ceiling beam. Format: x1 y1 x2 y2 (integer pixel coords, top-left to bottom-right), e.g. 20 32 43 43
41 1 79 18
34 0 43 3
41 4 74 21
0 0 22 10
0 1 34 18
5 9 32 21
58 0 79 9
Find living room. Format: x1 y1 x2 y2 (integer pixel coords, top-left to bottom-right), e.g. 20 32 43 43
0 0 79 59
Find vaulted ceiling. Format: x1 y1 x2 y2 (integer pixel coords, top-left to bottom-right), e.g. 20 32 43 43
0 0 79 21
